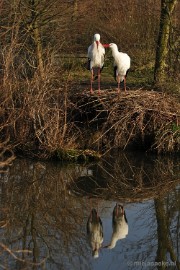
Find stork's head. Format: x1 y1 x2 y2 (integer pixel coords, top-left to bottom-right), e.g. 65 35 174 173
109 43 118 51
92 249 99 258
94 33 100 48
94 33 100 42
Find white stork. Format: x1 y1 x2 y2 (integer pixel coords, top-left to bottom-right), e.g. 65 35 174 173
87 208 103 258
87 33 109 94
109 43 131 92
104 204 128 249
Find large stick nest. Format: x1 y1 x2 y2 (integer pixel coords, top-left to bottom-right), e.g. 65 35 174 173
71 89 180 153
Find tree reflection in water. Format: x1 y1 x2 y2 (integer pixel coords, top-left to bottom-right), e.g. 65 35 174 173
0 152 179 269
0 160 90 269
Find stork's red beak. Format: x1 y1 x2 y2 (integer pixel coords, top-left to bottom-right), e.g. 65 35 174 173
103 44 110 48
96 41 99 48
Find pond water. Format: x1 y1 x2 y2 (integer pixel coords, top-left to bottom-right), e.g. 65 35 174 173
0 152 179 270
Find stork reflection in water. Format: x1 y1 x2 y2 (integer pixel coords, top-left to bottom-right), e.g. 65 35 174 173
105 204 128 249
87 208 103 258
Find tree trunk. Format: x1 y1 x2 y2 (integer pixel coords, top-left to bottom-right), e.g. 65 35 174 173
154 198 180 269
30 0 44 79
154 0 178 86
72 0 78 22
33 21 44 79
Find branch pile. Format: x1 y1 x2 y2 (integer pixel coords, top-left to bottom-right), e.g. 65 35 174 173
73 89 179 153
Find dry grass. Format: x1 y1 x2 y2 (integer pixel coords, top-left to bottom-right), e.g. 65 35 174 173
0 63 80 159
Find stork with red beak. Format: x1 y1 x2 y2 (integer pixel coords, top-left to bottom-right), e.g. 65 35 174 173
109 43 131 92
87 34 109 94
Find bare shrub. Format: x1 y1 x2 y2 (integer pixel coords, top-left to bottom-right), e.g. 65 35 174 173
0 6 79 158
2 57 79 158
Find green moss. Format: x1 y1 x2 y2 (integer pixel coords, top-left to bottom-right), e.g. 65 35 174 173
56 148 101 162
172 123 180 132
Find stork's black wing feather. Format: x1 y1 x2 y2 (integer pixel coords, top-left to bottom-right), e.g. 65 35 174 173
85 58 91 70
125 69 130 78
114 66 117 81
124 211 128 224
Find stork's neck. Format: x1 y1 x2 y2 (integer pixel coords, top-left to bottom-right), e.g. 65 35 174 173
111 47 119 58
93 41 100 50
96 41 99 48
107 237 117 249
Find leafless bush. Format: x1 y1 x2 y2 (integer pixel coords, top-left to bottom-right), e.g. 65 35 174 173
1 61 79 158
0 12 79 159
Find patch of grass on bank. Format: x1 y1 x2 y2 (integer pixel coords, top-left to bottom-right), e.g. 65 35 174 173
56 148 101 162
61 57 155 90
61 56 179 95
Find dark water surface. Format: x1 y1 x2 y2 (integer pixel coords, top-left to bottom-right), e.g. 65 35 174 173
0 152 179 270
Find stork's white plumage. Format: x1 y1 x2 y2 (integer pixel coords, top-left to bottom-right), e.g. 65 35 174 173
109 43 131 92
87 34 108 94
104 204 128 249
87 208 103 258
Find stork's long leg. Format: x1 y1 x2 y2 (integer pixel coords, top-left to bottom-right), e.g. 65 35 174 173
96 199 99 218
90 69 94 94
98 67 101 94
124 76 127 91
117 75 120 93
116 204 118 217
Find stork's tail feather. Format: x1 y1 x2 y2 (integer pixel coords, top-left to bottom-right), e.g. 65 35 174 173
124 211 128 224
113 67 130 82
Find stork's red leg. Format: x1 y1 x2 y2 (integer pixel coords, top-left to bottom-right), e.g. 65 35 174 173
98 67 101 94
117 75 120 93
124 76 126 91
116 205 118 217
97 199 99 217
90 69 94 94
90 198 93 221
